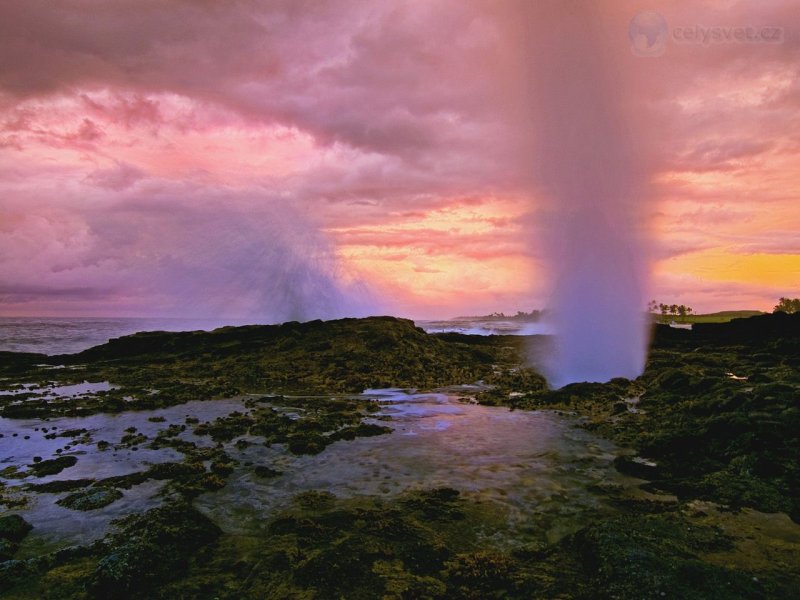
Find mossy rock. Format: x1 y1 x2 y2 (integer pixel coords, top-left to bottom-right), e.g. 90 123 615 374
699 461 791 514
29 557 99 600
57 487 123 511
253 465 282 478
0 514 32 542
294 490 337 510
28 456 78 477
286 433 327 455
401 487 466 521
94 471 150 490
444 551 520 599
614 455 661 480
0 538 18 562
88 501 221 599
571 514 764 600
146 461 205 481
329 422 393 442
209 461 235 476
232 488 541 599
27 478 95 494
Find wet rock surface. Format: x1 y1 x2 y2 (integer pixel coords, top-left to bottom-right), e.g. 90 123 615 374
56 488 123 512
480 313 800 522
0 313 798 598
0 514 32 562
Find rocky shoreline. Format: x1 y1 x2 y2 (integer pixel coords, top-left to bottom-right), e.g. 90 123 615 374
0 313 798 598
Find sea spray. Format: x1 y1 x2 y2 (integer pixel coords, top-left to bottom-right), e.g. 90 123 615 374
90 196 378 322
521 2 651 387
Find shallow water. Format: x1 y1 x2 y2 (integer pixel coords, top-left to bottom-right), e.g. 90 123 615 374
1 398 246 554
2 390 639 556
197 390 636 545
0 381 118 399
0 316 259 355
0 315 551 355
417 318 555 336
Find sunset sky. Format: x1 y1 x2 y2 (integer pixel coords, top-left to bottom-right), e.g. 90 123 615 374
0 0 797 320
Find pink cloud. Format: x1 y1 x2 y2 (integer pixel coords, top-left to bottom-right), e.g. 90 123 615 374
0 0 796 318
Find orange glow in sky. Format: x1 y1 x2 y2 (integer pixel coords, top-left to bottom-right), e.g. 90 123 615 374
0 1 797 319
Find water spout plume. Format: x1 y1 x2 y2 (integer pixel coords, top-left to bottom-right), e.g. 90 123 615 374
521 1 651 387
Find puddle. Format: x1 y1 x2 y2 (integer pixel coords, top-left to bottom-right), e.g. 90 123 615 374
197 390 638 544
1 398 249 553
2 390 640 553
0 380 119 400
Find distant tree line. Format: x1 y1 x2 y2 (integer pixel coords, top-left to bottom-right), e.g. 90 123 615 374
647 300 693 321
774 297 800 314
484 297 798 322
484 310 543 321
645 297 799 321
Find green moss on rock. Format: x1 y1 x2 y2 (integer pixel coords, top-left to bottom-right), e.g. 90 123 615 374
88 501 221 599
0 514 32 543
28 456 78 477
57 487 123 511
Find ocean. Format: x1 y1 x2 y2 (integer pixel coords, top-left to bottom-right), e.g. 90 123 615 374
0 315 555 356
0 317 256 355
416 317 555 337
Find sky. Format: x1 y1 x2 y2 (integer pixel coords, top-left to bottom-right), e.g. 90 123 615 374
0 0 797 320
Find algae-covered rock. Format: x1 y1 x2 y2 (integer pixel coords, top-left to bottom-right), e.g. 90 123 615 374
444 551 520 599
88 501 221 599
57 487 123 511
0 514 32 562
93 471 150 490
209 460 235 476
0 312 798 598
0 514 32 543
27 478 95 494
28 456 78 477
613 455 661 480
210 487 546 600
0 316 512 422
0 538 17 562
0 558 34 591
286 432 326 455
473 313 800 521
145 461 205 481
570 514 765 600
253 465 282 478
29 556 98 600
329 422 393 442
401 487 465 521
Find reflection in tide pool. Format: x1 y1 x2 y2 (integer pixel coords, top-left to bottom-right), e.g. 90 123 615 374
3 389 641 555
197 389 638 545
0 381 118 399
1 399 245 555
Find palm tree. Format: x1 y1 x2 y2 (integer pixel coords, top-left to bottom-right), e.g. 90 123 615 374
774 297 800 314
